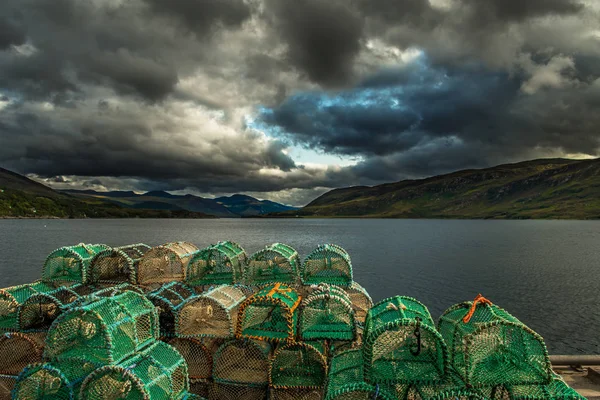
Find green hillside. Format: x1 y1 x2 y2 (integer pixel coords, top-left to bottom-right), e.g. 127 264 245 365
275 158 600 219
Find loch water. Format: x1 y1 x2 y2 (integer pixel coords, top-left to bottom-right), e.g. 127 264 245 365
0 218 598 355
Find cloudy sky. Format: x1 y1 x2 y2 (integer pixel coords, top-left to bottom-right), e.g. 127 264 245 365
1 0 599 206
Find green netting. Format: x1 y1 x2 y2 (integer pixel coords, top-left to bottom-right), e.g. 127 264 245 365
345 282 373 325
326 349 397 400
137 242 198 287
363 296 447 384
386 368 485 400
12 359 101 400
299 285 356 341
503 374 586 400
269 342 327 389
244 243 300 285
42 244 110 284
177 285 246 339
67 283 144 309
86 243 151 285
187 242 247 286
147 281 195 337
236 283 301 343
302 244 353 287
0 332 44 376
44 290 159 365
17 286 79 332
213 338 271 386
0 281 56 332
437 295 552 388
79 340 189 400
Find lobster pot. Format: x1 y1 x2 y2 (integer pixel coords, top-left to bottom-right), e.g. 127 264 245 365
177 285 246 339
270 387 324 400
12 360 100 400
148 281 195 337
300 286 355 340
302 244 353 287
437 295 552 388
500 374 585 400
363 296 447 384
0 375 16 400
137 242 198 288
209 382 267 400
189 379 211 398
345 282 373 325
45 290 159 364
42 243 110 284
269 342 327 390
67 282 144 309
17 286 79 332
244 243 300 285
187 241 247 286
65 283 98 296
326 349 396 400
166 337 218 381
80 340 189 400
236 283 300 343
0 281 56 332
385 368 482 400
86 243 151 285
0 333 44 380
183 393 207 400
213 339 271 386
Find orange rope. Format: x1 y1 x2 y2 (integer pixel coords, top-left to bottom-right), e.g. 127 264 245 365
462 294 492 323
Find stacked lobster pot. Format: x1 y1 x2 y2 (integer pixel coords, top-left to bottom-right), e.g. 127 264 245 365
438 294 584 400
85 243 151 287
42 243 110 285
147 281 196 338
174 285 247 397
137 242 198 290
244 243 300 286
186 241 247 289
12 290 193 399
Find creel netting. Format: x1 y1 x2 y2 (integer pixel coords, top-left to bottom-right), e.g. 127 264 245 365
212 338 271 386
0 282 60 332
17 286 80 332
301 244 353 287
244 243 300 285
147 281 195 337
269 342 327 389
136 242 198 287
186 241 247 286
86 243 151 285
299 285 356 341
42 243 110 284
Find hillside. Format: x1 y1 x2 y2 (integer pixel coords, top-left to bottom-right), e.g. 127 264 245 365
63 190 298 217
275 158 600 219
0 168 213 219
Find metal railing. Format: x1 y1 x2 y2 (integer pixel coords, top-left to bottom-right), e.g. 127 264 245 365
550 355 600 366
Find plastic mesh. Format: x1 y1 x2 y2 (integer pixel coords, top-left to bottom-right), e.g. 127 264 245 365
79 340 189 400
269 342 327 389
437 295 552 388
0 281 58 332
213 339 271 386
189 378 211 398
167 337 215 381
0 374 16 399
209 381 268 400
44 290 159 365
270 387 324 400
187 241 247 286
42 244 110 284
86 243 151 285
177 285 246 339
236 283 301 343
302 244 353 287
244 243 300 285
17 286 79 332
148 281 195 337
137 242 198 287
300 285 355 341
345 282 373 325
503 374 586 400
0 332 44 376
363 296 447 384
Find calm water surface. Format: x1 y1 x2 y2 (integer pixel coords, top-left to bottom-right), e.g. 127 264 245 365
0 218 598 354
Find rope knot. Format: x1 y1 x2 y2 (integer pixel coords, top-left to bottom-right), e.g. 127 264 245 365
462 294 493 323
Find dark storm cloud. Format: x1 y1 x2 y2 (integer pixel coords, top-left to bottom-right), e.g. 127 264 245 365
0 17 26 49
142 0 251 37
266 0 364 87
460 0 584 25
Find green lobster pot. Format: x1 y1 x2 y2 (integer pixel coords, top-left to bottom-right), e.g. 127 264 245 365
244 243 299 285
344 282 373 325
44 290 159 365
17 286 79 332
79 340 189 400
269 342 327 389
502 374 586 400
187 241 247 286
326 349 396 400
136 242 198 288
13 360 100 400
363 296 448 384
236 283 301 343
302 244 353 287
299 285 356 341
42 243 110 284
0 281 56 332
437 294 552 388
86 243 151 285
176 285 246 339
147 281 195 337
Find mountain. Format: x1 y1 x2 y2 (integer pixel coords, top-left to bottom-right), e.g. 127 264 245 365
215 194 298 216
62 190 298 217
0 168 213 219
273 158 600 219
